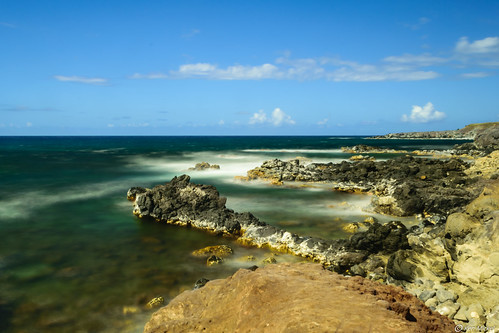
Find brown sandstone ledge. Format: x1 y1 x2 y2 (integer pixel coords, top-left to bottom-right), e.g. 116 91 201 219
144 263 455 333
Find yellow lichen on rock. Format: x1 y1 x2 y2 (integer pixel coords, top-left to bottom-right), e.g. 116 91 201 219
342 223 359 233
270 178 284 186
349 155 375 161
192 245 233 257
146 297 164 309
206 255 223 266
262 257 277 264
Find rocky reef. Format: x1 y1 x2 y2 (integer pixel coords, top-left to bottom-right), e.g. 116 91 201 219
342 144 409 154
144 263 456 333
239 155 479 216
127 175 410 269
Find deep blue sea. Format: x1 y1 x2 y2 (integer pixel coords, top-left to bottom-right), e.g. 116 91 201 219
0 136 470 332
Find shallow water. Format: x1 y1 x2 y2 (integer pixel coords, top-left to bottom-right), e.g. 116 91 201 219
0 136 468 332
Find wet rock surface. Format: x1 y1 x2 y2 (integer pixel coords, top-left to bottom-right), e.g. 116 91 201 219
188 162 220 171
144 263 456 333
128 175 409 270
241 155 477 216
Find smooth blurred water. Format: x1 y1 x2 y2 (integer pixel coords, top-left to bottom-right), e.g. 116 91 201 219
0 136 469 332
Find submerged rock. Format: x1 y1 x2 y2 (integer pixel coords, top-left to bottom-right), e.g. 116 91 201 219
191 245 233 257
206 255 223 266
144 263 456 333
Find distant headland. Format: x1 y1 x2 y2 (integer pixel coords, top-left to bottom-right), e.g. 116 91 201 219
370 122 499 140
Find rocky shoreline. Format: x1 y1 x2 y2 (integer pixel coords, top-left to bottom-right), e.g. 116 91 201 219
129 126 498 331
238 155 483 217
369 122 498 140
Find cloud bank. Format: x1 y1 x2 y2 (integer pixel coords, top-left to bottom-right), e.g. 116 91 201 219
128 36 498 82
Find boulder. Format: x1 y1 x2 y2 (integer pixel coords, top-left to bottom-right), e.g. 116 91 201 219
445 213 480 238
144 263 456 333
188 162 220 171
348 221 410 254
191 245 233 257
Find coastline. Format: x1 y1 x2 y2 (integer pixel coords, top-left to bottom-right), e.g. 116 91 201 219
131 122 499 331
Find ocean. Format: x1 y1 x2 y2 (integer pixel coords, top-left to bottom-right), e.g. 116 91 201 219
0 136 470 332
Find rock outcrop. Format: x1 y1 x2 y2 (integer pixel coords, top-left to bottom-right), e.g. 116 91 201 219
188 162 220 171
384 179 499 328
465 150 499 179
128 175 409 271
239 156 478 216
342 144 408 154
144 263 456 333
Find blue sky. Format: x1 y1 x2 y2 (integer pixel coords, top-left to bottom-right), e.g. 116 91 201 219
1 0 499 135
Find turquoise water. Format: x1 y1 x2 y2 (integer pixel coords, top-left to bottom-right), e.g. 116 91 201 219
0 136 469 332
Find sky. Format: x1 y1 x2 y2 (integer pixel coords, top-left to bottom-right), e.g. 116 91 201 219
1 0 499 136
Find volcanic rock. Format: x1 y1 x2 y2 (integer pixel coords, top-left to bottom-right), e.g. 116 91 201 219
129 175 409 272
188 162 220 171
241 155 476 216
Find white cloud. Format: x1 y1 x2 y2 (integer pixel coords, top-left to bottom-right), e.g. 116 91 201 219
107 124 115 128
271 108 295 126
26 122 32 127
54 75 107 85
167 58 439 82
383 53 447 66
249 108 295 126
132 36 499 83
130 73 168 79
317 118 329 125
218 120 225 126
249 110 268 124
461 72 492 79
328 66 439 82
322 57 440 81
174 63 280 80
401 102 446 123
456 36 499 54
